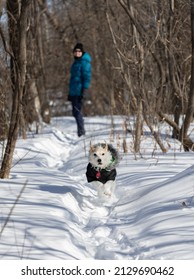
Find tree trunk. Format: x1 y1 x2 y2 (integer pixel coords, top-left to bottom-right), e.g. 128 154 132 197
134 99 143 154
0 0 31 178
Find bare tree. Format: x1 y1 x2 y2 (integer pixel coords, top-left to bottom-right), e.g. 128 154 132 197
179 0 194 150
158 0 194 151
105 0 194 152
0 0 31 178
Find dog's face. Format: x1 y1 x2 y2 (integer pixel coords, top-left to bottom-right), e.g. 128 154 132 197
89 144 112 169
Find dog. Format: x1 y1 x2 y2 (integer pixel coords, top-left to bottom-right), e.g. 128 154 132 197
86 143 119 197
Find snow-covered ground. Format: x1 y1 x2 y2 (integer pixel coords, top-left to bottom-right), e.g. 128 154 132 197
0 116 194 260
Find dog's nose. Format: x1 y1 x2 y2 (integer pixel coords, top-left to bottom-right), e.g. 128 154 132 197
97 159 102 163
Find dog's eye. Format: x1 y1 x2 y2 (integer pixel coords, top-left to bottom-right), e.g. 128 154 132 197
93 153 97 157
102 153 105 156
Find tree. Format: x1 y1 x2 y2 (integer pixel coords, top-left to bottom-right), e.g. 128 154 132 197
105 0 194 152
158 0 194 151
179 0 194 150
0 0 31 178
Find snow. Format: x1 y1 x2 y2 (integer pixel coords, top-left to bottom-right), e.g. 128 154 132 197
0 115 194 260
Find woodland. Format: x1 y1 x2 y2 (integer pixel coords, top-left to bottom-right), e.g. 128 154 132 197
0 0 194 178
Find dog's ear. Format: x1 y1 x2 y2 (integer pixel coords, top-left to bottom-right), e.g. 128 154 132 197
89 142 96 153
90 146 96 153
102 142 108 151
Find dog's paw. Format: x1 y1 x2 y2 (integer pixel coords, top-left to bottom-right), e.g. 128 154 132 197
103 190 112 197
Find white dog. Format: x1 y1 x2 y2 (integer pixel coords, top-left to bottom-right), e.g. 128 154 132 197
86 143 119 197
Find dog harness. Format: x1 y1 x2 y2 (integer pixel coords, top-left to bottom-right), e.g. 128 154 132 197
86 163 116 184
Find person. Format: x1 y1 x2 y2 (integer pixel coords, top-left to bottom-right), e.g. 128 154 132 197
68 43 92 137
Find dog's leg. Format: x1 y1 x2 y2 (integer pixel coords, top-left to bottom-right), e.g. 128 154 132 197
92 181 104 197
92 180 116 198
103 180 116 196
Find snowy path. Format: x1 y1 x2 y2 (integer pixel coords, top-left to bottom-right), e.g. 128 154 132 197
0 116 194 259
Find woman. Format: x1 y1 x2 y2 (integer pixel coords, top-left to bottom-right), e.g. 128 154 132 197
68 43 92 137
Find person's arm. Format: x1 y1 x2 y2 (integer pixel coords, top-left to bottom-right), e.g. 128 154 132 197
81 59 91 90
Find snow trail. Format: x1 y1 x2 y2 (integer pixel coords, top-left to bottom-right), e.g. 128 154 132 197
0 116 194 259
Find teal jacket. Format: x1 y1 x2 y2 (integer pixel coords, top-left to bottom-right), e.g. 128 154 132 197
69 52 91 97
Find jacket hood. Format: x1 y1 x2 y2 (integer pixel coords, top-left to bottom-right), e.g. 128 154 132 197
82 52 91 63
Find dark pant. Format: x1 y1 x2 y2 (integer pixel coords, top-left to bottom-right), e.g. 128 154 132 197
71 96 85 137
